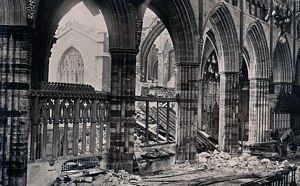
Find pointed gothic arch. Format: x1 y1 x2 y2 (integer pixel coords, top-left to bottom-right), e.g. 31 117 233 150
57 47 84 84
245 21 270 79
205 2 240 72
203 3 240 152
139 18 165 82
273 40 293 83
149 0 198 65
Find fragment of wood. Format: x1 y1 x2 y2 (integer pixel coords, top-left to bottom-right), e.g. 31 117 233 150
142 168 207 180
192 174 259 186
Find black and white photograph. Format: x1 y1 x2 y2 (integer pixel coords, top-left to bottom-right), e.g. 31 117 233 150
0 0 300 185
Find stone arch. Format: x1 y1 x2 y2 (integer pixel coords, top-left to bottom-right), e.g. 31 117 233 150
243 47 250 72
57 46 84 84
273 41 293 83
139 18 165 82
149 0 199 161
201 29 219 77
245 21 271 143
245 21 270 79
149 0 198 64
203 3 240 152
204 2 239 72
32 0 101 83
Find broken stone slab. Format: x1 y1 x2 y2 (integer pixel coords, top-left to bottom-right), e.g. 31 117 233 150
198 152 212 158
197 157 208 163
260 158 271 164
219 151 231 160
213 150 220 155
228 159 239 167
280 160 290 169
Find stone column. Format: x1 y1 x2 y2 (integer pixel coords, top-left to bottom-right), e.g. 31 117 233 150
218 72 239 153
197 79 204 130
0 26 33 186
176 63 199 162
248 78 270 143
109 49 137 173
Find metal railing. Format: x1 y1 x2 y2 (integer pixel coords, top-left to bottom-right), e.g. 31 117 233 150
61 156 101 172
241 167 297 186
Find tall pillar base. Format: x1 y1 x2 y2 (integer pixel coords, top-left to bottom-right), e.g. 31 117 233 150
218 72 239 153
108 49 138 173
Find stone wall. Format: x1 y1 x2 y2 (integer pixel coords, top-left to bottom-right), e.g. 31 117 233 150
49 21 110 91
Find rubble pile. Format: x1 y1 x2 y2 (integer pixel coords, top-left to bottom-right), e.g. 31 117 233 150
197 150 297 177
54 169 143 186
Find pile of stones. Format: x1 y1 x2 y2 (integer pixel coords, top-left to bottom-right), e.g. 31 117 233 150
197 150 299 179
93 170 142 186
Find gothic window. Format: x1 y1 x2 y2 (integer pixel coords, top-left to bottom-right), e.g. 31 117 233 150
151 60 158 80
58 47 84 84
202 51 220 138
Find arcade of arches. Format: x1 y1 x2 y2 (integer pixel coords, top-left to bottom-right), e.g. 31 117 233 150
1 0 300 185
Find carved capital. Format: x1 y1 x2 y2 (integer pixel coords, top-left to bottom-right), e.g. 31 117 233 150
26 0 38 20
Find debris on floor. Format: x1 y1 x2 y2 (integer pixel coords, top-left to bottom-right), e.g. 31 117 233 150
196 130 218 152
141 148 174 159
196 150 298 177
53 156 143 186
135 148 176 174
142 150 299 185
53 169 143 186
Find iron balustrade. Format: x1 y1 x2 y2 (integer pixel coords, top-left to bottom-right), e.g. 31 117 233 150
241 167 297 186
61 156 102 172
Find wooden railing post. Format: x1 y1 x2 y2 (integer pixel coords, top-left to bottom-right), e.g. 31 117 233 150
98 102 104 152
105 103 110 151
73 99 80 156
30 96 39 160
82 102 88 154
62 101 70 156
90 100 97 153
53 98 61 158
41 104 48 159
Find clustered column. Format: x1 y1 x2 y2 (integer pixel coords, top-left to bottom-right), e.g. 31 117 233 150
218 72 239 153
176 63 199 162
0 26 33 186
109 49 137 173
248 78 270 143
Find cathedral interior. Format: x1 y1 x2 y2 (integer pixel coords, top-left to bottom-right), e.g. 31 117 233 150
1 0 300 185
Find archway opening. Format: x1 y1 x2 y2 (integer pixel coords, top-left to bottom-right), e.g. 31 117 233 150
135 8 177 147
202 51 220 140
239 59 250 142
48 2 110 92
270 41 292 134
31 1 110 161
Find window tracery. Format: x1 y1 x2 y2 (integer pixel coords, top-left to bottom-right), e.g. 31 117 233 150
58 47 84 84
